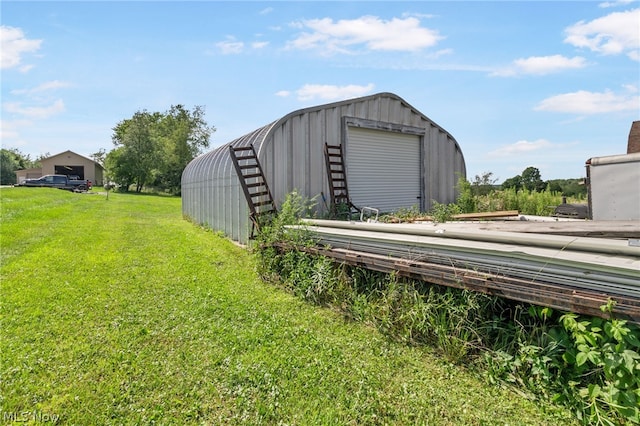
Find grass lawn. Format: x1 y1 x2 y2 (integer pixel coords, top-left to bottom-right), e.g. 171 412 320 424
0 187 575 425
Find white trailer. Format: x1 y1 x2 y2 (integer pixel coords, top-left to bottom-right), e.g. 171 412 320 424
586 152 640 221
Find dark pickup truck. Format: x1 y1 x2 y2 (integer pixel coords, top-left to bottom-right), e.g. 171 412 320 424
18 174 92 191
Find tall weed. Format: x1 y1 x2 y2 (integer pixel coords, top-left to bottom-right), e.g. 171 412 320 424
472 187 577 216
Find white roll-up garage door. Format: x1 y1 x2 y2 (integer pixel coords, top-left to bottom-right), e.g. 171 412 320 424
346 127 421 212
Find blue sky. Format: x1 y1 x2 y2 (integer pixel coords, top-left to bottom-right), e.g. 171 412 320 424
2 1 639 182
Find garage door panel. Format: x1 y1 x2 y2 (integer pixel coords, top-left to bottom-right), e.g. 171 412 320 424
346 127 421 212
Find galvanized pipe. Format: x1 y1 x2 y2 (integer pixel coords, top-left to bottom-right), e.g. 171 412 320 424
302 219 640 257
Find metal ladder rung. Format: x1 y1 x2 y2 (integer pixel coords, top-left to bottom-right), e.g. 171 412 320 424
242 172 263 179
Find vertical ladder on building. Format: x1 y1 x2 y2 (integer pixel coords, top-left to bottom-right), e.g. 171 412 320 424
324 142 359 219
229 144 277 238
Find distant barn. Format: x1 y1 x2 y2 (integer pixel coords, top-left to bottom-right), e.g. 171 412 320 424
182 92 466 244
14 150 104 186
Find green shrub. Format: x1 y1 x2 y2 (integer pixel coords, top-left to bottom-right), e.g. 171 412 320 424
429 201 462 223
456 174 476 213
483 302 640 425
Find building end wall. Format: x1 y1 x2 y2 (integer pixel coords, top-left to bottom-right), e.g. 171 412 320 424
628 121 640 154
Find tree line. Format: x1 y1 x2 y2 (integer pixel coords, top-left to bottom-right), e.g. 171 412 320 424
469 167 587 198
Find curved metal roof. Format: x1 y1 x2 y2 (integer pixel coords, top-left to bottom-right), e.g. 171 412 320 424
190 92 462 167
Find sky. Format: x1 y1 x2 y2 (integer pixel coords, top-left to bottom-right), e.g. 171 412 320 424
1 1 639 183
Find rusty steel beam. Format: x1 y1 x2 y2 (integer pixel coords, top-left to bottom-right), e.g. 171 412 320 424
274 243 640 323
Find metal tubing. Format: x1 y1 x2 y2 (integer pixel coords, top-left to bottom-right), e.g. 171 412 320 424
302 219 640 257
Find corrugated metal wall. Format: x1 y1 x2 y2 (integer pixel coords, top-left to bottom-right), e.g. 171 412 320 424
588 152 640 221
182 92 466 244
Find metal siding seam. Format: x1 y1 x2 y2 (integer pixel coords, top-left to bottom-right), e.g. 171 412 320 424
308 111 319 199
292 114 304 194
285 121 293 200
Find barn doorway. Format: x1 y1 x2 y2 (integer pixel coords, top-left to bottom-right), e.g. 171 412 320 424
345 126 422 212
55 165 85 180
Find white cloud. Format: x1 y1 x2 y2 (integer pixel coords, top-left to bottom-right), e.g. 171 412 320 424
488 139 553 158
0 119 28 140
564 8 640 60
287 16 443 55
294 83 375 101
534 87 639 114
11 80 72 96
216 36 271 54
0 25 42 70
598 0 635 8
491 55 587 77
402 12 437 20
275 90 291 97
259 7 273 15
216 37 244 54
431 48 454 59
251 41 269 49
3 99 65 119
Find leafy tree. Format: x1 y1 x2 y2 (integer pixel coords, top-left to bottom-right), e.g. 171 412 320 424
105 146 135 190
108 105 214 193
561 180 586 198
547 180 562 193
502 167 546 192
154 105 213 194
1 149 20 185
90 148 107 166
472 171 498 196
0 148 41 185
546 178 587 198
110 110 162 192
501 175 522 191
521 166 546 192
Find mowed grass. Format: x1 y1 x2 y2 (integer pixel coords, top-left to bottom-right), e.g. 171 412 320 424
0 187 575 425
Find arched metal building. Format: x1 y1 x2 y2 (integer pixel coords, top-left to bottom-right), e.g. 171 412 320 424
182 92 466 244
